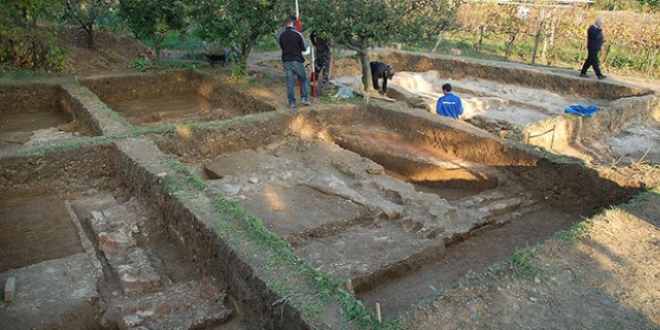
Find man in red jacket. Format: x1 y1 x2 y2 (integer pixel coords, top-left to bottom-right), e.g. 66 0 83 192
580 18 606 80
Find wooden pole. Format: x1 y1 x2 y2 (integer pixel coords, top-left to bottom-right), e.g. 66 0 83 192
376 303 382 323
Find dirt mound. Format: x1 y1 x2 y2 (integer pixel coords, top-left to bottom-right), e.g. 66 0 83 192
56 27 152 75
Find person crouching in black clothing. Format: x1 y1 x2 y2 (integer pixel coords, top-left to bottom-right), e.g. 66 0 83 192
370 61 395 95
311 31 331 96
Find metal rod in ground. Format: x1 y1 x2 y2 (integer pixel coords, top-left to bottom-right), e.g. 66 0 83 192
376 303 382 323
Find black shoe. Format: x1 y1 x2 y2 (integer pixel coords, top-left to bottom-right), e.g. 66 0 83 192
579 73 589 78
597 75 607 80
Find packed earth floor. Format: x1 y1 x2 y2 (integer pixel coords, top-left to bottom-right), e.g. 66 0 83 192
1 50 659 330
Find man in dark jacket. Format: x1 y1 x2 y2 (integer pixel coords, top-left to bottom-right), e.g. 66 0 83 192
279 15 310 109
370 61 395 95
580 18 606 80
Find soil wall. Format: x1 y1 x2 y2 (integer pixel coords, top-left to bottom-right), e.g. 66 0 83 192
0 144 120 197
58 87 103 136
200 74 277 115
83 70 203 103
363 103 641 213
373 52 650 100
153 111 297 163
522 94 660 151
0 83 61 115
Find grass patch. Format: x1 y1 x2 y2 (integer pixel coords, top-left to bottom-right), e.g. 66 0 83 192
142 31 204 51
0 67 58 79
628 189 660 204
506 246 538 278
554 221 592 243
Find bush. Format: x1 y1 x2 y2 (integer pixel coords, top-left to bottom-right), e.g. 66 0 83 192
0 26 66 71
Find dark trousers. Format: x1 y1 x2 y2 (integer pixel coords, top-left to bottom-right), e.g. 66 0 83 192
581 49 602 77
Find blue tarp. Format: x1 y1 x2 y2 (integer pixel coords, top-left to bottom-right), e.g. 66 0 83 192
564 104 599 117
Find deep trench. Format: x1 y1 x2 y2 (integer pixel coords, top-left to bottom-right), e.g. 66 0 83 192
336 143 638 318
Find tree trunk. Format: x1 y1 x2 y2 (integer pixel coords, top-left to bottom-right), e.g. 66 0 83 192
505 34 517 59
154 34 165 64
85 24 95 49
547 16 556 65
358 37 372 93
432 31 445 53
477 25 485 54
531 8 545 65
236 38 256 77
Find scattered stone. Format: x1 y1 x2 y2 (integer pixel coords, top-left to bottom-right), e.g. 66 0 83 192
366 166 385 175
104 279 232 330
156 172 167 178
248 177 259 184
2 131 32 144
534 276 541 284
529 297 538 302
4 276 16 302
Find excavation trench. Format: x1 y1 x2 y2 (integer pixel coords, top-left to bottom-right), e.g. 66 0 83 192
324 51 658 156
0 84 99 151
156 103 641 319
82 70 276 127
0 142 311 330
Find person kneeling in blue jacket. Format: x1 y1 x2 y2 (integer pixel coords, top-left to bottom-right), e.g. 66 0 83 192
436 83 463 120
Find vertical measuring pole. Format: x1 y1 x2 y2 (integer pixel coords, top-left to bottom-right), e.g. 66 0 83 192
295 0 303 96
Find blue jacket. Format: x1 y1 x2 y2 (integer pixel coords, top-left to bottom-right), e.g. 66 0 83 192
436 93 463 119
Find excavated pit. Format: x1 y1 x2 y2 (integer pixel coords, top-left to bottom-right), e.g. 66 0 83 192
155 104 641 318
0 84 98 150
334 70 610 130
0 143 300 330
83 70 276 127
317 51 658 155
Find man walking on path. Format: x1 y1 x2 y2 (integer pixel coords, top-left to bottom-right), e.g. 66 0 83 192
279 15 310 109
580 18 606 80
436 83 463 120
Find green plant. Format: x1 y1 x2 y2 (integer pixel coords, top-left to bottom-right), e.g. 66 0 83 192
119 0 186 63
189 0 283 79
554 221 591 243
507 247 537 277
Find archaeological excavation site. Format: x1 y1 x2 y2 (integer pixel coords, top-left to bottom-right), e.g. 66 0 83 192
1 51 658 330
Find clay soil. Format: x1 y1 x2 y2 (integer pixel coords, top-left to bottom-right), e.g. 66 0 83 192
0 195 83 272
108 94 247 126
402 193 660 330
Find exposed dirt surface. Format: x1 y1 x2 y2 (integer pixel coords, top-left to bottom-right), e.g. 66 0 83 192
108 94 245 126
334 71 607 129
0 195 83 272
190 105 639 319
56 27 152 75
0 84 88 150
402 195 660 330
562 124 660 166
83 71 282 126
